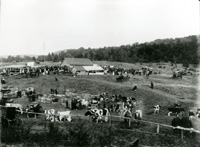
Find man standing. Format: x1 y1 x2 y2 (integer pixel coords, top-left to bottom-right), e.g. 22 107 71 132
171 113 181 136
133 84 137 91
150 81 154 89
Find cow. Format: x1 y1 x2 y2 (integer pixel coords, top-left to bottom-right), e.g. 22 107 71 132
153 105 161 115
196 108 200 118
57 111 72 122
5 103 23 114
85 108 109 123
188 110 196 120
123 107 132 125
134 110 142 124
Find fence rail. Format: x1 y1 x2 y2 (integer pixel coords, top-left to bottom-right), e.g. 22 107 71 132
1 106 200 141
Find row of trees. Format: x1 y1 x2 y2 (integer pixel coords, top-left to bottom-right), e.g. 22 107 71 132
1 35 199 65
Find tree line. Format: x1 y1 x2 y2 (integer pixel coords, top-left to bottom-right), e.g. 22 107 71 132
1 35 199 65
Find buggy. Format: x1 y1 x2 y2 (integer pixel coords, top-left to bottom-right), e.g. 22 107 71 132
1 106 23 128
116 75 130 82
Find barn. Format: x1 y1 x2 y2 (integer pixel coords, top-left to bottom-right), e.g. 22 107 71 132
72 66 87 75
61 58 93 67
61 58 104 75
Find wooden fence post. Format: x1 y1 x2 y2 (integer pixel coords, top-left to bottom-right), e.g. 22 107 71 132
156 124 160 134
181 129 184 141
128 118 131 128
44 114 47 134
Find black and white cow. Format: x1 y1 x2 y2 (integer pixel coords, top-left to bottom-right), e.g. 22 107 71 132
196 108 200 118
85 108 110 123
153 105 161 115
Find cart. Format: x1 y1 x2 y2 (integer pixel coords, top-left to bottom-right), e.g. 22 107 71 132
1 106 24 128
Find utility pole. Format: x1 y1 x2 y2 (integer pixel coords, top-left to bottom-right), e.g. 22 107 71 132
43 41 45 62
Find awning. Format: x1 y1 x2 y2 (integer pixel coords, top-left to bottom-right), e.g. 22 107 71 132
83 65 104 71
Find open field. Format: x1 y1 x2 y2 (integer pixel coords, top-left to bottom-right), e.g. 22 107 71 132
1 61 200 146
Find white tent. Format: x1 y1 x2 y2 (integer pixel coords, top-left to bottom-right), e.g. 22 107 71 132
83 65 104 75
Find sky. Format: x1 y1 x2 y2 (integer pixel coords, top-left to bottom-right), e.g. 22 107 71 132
0 0 199 56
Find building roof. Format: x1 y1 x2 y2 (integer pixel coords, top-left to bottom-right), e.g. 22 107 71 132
73 66 86 71
61 58 93 66
83 65 104 71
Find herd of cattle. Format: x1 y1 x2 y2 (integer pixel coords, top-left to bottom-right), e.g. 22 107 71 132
1 86 200 131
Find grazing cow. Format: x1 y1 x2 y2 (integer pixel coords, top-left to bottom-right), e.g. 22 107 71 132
44 109 56 122
134 110 142 124
57 111 72 122
153 105 161 115
5 103 23 114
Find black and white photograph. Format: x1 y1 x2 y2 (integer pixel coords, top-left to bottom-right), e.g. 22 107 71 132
0 0 200 146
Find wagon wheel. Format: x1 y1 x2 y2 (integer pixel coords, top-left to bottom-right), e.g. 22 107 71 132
15 117 24 127
2 117 9 128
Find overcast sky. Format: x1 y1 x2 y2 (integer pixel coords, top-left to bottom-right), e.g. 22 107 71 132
0 0 199 56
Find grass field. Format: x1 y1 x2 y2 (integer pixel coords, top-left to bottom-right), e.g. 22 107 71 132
2 61 200 146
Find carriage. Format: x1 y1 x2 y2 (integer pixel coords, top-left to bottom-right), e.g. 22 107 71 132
116 75 130 82
1 106 23 128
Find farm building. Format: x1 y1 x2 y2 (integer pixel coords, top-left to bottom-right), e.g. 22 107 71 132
72 66 87 75
83 64 104 75
61 58 93 67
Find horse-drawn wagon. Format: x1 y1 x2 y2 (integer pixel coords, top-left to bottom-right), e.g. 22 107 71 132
1 106 23 128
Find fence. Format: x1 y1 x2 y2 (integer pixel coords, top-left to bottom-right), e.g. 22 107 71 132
5 109 198 141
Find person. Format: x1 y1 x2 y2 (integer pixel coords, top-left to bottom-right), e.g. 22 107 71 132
150 81 154 89
1 78 6 84
133 84 137 91
171 113 181 136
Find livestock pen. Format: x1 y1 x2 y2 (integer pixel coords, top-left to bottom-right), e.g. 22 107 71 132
5 108 200 138
1 106 200 146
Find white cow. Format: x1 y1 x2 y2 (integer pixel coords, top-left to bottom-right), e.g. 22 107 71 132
5 103 23 114
134 110 142 124
57 111 72 122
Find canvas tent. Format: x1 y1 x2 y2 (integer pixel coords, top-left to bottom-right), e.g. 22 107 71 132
83 64 104 75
